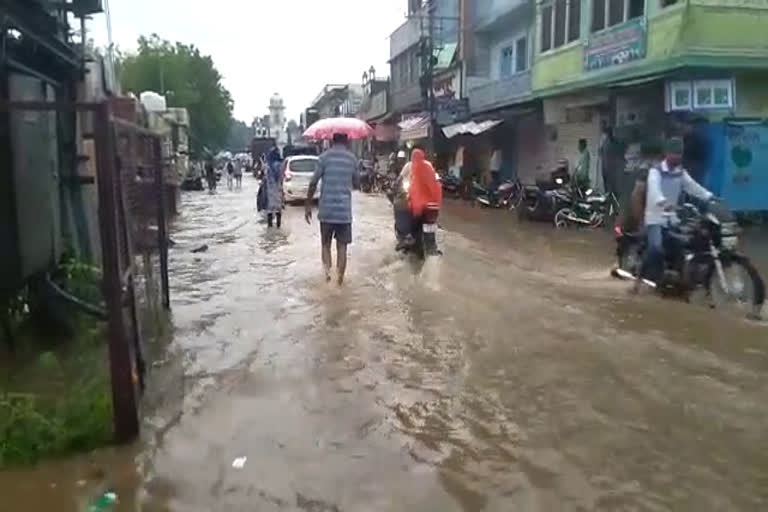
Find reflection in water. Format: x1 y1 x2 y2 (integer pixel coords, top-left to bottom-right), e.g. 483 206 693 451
1 183 766 511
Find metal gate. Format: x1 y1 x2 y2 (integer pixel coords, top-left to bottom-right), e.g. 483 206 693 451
1 99 170 442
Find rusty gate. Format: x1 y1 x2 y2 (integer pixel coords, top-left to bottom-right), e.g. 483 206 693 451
1 99 170 442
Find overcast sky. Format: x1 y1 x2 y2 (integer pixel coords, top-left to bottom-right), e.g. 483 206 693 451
90 0 406 123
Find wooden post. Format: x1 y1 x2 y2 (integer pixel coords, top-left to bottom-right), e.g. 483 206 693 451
93 101 140 443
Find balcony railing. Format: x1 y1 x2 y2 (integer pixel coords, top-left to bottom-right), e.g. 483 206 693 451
468 71 532 112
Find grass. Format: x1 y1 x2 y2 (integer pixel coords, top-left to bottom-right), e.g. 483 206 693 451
0 257 114 468
0 319 113 468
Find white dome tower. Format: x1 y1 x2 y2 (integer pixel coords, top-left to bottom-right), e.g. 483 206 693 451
269 93 287 145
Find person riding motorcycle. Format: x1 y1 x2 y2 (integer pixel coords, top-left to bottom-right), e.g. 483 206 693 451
391 147 442 251
634 137 714 290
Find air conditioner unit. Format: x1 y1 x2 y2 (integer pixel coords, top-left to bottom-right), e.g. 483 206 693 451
72 0 104 15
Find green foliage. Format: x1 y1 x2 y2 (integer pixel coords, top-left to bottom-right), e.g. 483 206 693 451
60 257 103 305
119 34 234 156
0 372 112 467
227 119 253 153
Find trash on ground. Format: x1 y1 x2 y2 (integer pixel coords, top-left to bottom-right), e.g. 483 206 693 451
232 456 247 469
88 490 118 511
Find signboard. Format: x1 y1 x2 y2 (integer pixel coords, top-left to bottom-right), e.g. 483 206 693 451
435 98 470 126
584 18 647 72
722 123 768 211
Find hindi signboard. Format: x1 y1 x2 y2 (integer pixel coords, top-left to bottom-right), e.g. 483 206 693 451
584 18 647 72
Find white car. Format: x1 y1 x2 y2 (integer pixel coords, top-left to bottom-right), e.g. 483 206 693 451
283 155 319 204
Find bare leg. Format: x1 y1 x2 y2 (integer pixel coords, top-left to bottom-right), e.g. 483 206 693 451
336 240 348 286
322 243 332 282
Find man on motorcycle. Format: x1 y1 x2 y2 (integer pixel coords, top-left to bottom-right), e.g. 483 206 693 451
634 137 713 291
392 146 442 252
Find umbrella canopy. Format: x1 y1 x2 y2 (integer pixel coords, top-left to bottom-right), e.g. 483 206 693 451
303 117 374 141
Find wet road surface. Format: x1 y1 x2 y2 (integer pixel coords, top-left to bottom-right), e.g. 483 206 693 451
2 179 767 511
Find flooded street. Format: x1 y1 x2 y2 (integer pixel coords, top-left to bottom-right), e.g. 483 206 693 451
2 179 768 511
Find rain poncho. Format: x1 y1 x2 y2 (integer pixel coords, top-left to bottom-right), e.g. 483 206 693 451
408 149 442 217
263 148 284 213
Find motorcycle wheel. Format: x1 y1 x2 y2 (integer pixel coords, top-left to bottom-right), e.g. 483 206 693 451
707 256 765 319
589 213 605 229
507 186 524 210
618 243 643 276
554 208 572 229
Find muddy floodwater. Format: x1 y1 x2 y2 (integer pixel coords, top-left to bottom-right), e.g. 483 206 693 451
2 180 767 511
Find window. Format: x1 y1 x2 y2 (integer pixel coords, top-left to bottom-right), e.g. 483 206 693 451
694 80 734 109
541 5 553 51
500 36 529 77
591 0 645 33
500 46 514 77
515 37 528 72
666 79 734 111
568 0 581 41
554 0 566 47
540 0 581 53
668 81 692 110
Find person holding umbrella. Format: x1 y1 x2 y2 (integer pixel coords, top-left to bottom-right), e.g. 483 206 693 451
305 133 360 285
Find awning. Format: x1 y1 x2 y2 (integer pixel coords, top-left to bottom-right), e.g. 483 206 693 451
442 119 502 139
398 115 430 141
434 43 458 71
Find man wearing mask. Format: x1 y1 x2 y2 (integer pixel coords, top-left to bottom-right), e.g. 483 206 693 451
634 137 714 292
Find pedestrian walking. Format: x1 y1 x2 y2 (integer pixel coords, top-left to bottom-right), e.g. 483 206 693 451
226 160 235 190
264 147 284 228
234 159 243 189
205 159 217 192
305 133 359 285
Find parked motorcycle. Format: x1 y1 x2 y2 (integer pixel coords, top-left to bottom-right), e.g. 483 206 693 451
474 180 524 209
613 200 765 318
441 174 462 198
518 163 572 222
554 189 620 229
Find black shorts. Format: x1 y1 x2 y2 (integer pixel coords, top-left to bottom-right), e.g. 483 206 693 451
320 222 352 245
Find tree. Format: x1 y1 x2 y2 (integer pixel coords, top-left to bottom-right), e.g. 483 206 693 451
119 35 233 156
227 119 253 153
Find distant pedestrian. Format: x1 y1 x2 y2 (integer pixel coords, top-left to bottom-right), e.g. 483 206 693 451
264 147 284 228
305 133 359 285
205 159 217 192
234 159 243 189
226 160 235 190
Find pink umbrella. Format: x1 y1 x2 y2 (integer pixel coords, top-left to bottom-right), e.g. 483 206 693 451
303 117 374 141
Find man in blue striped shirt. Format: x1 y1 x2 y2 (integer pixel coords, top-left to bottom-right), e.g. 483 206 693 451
305 133 360 285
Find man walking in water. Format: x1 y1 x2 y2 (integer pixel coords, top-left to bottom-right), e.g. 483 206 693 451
305 133 359 285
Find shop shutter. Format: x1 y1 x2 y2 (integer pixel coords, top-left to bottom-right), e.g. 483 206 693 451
555 113 602 190
515 114 547 183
